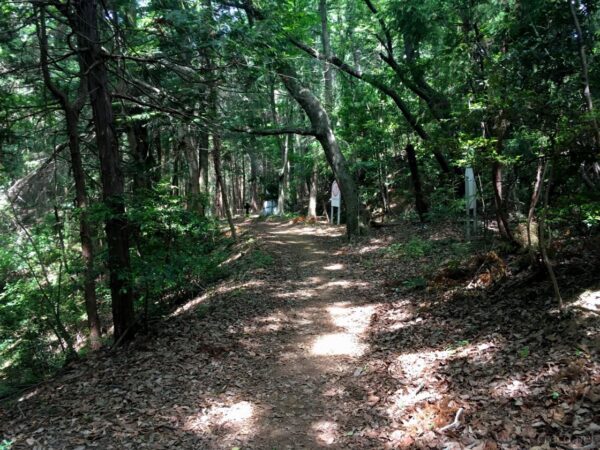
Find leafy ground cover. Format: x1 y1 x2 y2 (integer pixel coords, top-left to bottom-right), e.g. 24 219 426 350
0 219 598 449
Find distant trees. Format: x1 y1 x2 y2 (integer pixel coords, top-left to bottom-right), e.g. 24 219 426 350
0 0 598 376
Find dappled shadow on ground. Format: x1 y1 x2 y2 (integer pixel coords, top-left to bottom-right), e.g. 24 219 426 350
339 226 600 448
1 220 598 449
0 220 384 449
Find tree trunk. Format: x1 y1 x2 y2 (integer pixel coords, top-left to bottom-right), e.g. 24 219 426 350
570 0 600 146
527 157 545 265
230 158 239 215
492 161 513 243
198 129 210 215
277 63 361 236
538 164 564 310
183 132 201 213
172 150 180 196
128 116 153 193
489 115 515 244
36 8 102 349
249 147 260 211
69 0 135 343
213 132 237 240
405 143 428 221
67 111 102 349
153 129 163 182
242 154 247 211
319 0 334 111
277 135 290 215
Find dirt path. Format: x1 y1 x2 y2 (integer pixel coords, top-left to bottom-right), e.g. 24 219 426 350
239 221 379 448
1 220 382 449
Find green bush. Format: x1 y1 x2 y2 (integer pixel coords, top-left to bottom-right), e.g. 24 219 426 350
384 238 434 258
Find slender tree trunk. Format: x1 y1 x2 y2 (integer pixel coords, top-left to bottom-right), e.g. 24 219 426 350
183 132 201 213
213 132 237 240
230 158 239 215
172 150 180 196
36 9 102 349
538 164 563 310
277 135 290 215
198 129 210 215
269 81 290 216
320 0 334 111
527 157 545 265
377 151 389 213
489 116 516 244
570 0 600 145
154 130 163 182
249 148 260 211
242 154 247 211
128 117 153 193
69 0 135 342
405 143 428 221
66 111 102 349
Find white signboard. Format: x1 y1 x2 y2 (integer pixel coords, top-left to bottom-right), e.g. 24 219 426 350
465 167 477 238
330 181 341 225
465 167 476 210
331 181 341 207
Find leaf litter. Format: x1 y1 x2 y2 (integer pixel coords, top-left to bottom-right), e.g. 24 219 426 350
0 220 598 449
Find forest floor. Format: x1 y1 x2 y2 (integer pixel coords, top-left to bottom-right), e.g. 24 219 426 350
1 218 599 449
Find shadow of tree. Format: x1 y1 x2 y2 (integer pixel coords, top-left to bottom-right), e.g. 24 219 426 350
1 221 598 450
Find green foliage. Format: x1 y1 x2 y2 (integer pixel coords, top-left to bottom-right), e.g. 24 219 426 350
128 184 226 315
246 250 274 269
385 238 434 258
0 182 231 391
518 346 530 359
402 276 427 290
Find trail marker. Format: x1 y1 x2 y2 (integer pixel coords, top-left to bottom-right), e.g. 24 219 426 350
465 167 477 238
331 180 341 225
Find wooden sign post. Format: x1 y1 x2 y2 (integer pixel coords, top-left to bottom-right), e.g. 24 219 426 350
331 180 341 225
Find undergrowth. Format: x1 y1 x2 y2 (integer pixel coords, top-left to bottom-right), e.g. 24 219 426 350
0 186 236 398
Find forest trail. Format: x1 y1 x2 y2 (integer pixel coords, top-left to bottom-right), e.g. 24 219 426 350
2 219 599 449
1 220 384 449
240 220 379 448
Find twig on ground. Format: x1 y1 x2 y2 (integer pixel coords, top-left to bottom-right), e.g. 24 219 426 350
438 407 464 432
411 382 425 397
570 305 600 315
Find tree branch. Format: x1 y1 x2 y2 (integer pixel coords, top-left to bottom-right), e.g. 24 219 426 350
229 126 315 136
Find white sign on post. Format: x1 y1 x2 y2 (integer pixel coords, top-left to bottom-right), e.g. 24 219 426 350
465 167 477 238
331 181 341 225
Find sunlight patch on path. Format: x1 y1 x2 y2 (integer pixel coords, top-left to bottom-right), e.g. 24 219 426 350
317 280 370 290
311 419 339 445
311 333 367 356
574 288 600 313
327 303 377 334
185 400 256 436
